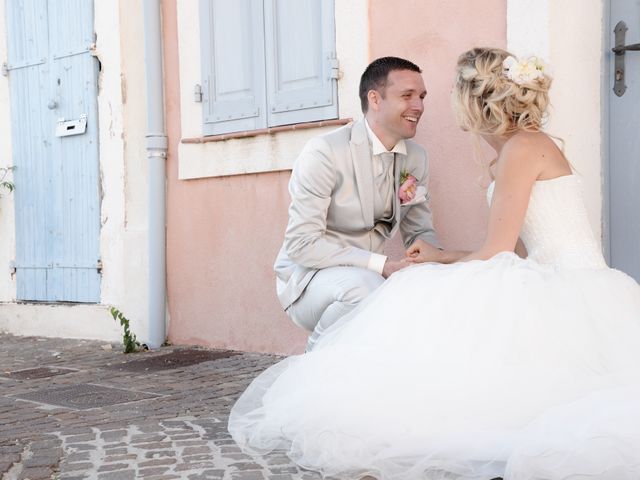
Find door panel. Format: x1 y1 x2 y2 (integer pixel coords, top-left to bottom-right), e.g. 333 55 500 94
6 0 100 302
609 0 640 282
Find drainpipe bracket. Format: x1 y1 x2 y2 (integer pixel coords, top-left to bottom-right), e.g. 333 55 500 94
148 150 167 159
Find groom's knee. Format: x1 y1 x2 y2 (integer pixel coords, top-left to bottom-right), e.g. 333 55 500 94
338 271 385 306
286 267 384 332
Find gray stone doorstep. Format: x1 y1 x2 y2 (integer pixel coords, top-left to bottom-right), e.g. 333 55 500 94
0 333 324 480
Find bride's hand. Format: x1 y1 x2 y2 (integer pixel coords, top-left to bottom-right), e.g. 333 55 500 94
406 239 442 263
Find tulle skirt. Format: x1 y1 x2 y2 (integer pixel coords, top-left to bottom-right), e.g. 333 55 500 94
229 253 640 479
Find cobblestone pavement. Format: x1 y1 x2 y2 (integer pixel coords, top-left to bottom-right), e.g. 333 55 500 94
0 333 323 480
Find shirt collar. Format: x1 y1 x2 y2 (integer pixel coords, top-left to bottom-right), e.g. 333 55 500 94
364 119 407 156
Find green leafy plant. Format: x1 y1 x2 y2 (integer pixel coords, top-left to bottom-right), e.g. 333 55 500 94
0 166 15 197
110 307 143 353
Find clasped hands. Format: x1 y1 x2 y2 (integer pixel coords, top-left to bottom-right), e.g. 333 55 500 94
382 239 442 278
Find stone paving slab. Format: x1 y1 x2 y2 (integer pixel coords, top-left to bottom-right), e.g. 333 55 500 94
0 333 323 480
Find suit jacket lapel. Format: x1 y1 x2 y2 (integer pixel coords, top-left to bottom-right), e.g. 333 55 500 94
349 121 374 228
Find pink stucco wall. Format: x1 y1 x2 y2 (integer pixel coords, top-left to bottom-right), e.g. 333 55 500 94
374 0 507 257
163 0 506 354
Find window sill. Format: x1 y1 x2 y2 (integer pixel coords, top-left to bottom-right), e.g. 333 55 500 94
181 118 352 144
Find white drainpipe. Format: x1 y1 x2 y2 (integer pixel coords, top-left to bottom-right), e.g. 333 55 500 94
142 0 167 348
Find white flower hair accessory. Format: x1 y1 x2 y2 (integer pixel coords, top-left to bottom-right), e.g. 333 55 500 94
502 56 546 85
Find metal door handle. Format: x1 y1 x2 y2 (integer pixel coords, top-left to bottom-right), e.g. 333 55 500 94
612 43 640 54
612 21 639 96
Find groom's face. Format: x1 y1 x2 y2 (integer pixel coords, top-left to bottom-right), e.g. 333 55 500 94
369 69 426 146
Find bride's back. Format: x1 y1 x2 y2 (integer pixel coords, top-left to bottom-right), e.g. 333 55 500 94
487 172 606 269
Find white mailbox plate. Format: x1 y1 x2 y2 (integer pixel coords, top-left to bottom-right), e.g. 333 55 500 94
56 114 87 137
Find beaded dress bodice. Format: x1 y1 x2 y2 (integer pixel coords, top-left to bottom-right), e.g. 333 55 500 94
488 175 606 269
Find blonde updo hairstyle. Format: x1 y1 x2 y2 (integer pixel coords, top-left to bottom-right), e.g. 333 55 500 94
453 48 551 136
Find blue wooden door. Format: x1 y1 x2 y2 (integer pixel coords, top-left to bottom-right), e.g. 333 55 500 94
608 0 640 282
6 0 101 302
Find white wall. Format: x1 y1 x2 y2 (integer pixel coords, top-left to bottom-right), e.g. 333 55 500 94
0 0 151 344
97 1 150 342
507 0 605 241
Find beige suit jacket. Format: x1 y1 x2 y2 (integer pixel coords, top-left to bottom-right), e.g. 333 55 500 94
274 119 439 310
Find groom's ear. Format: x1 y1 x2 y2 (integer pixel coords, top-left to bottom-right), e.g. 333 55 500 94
367 90 381 112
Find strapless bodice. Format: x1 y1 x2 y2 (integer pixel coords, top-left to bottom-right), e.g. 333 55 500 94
488 175 607 269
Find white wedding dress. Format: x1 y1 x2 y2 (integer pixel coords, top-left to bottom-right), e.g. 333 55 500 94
229 175 640 480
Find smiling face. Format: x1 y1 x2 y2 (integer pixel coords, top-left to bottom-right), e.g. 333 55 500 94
366 69 427 149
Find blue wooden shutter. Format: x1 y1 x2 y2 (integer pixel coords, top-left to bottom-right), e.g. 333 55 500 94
200 0 267 135
264 0 338 127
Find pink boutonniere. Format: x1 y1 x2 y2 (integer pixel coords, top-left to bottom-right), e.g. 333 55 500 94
399 170 418 204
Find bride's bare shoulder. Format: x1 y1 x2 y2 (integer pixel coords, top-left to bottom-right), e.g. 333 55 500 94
500 131 569 178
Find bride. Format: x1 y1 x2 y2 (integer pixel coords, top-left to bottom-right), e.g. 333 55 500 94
228 48 640 480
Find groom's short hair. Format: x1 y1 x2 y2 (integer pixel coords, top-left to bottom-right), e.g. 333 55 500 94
359 57 422 113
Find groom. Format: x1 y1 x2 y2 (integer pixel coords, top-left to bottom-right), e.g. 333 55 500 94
274 56 441 351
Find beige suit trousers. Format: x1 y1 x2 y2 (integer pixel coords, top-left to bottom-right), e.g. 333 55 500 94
286 266 385 351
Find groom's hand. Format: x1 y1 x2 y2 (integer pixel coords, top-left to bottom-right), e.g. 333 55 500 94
406 239 442 263
382 259 409 278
